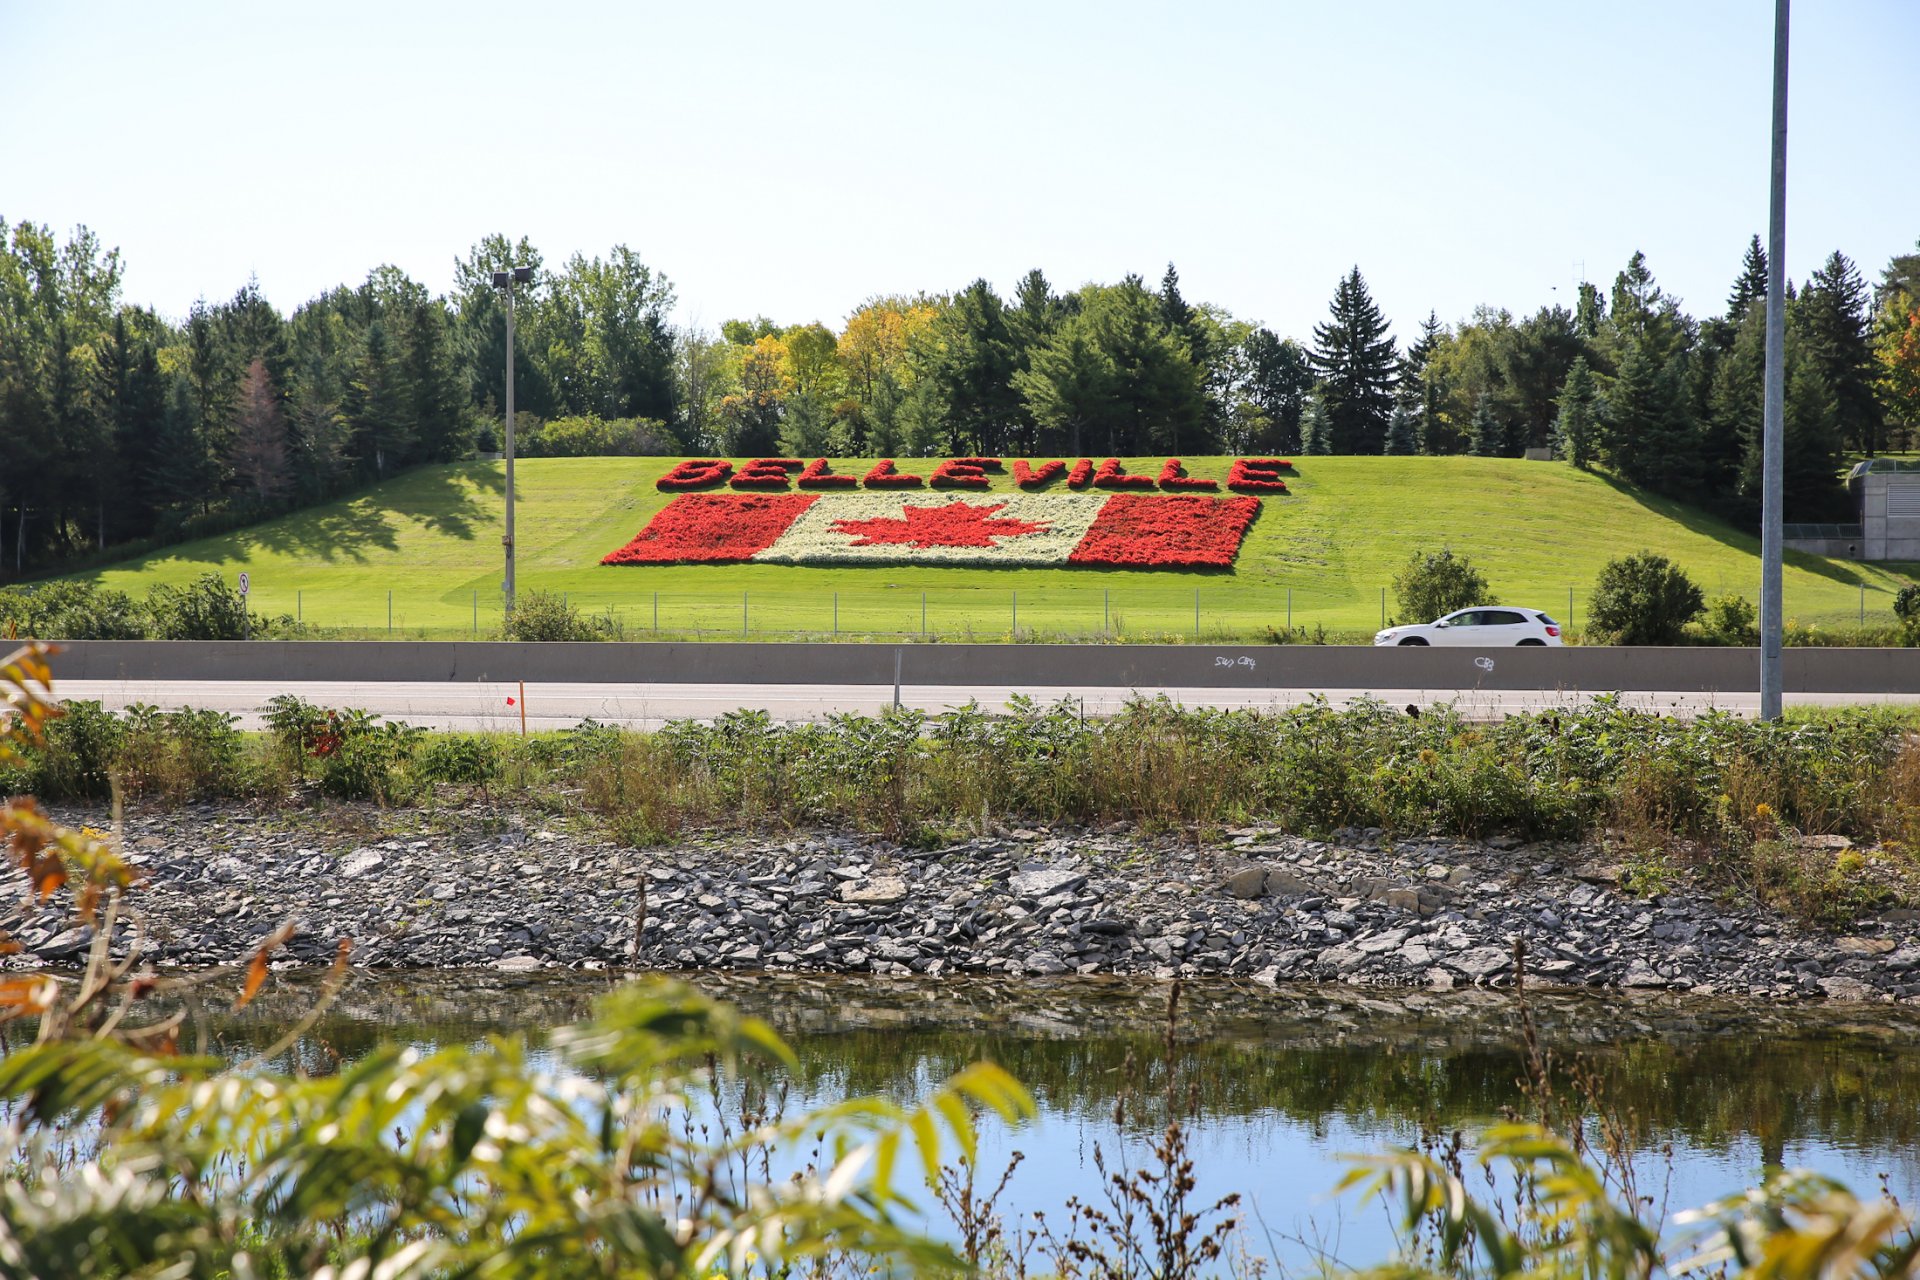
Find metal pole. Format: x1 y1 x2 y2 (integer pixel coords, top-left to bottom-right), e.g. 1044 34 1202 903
1012 590 1017 635
743 591 748 637
653 590 658 633
1194 587 1200 640
1287 587 1293 631
472 589 477 637
833 592 838 635
1103 588 1109 634
387 590 392 636
893 648 902 710
1380 587 1387 630
1759 0 1789 721
921 591 926 637
1860 583 1865 625
503 282 518 623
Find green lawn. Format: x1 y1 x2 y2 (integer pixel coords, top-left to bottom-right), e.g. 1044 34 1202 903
70 456 1917 641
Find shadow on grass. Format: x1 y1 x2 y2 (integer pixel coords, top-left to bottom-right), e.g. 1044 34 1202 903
1591 471 1875 589
231 463 503 563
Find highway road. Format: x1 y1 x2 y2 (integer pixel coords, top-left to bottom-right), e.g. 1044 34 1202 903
51 680 1920 730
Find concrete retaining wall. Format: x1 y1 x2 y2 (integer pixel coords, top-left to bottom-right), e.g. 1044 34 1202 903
44 640 1920 694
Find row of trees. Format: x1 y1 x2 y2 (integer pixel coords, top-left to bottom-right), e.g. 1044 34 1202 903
4 214 1917 574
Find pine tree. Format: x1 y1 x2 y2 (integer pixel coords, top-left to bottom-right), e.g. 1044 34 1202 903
1301 393 1333 455
230 358 291 502
1740 344 1847 519
1242 328 1311 452
403 301 469 462
1384 403 1417 455
347 322 411 476
1553 357 1599 469
1467 394 1504 456
1795 250 1884 453
1309 267 1397 452
1600 342 1663 482
1727 234 1769 324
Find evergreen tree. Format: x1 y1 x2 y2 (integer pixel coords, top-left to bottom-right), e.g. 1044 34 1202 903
1384 403 1417 455
229 358 291 502
1400 312 1451 454
402 300 469 462
1301 393 1333 455
1727 234 1769 325
1573 282 1606 340
1309 266 1397 452
1553 357 1600 469
1013 317 1116 456
347 322 411 476
922 279 1019 453
1795 250 1884 453
1739 343 1847 519
1467 394 1504 457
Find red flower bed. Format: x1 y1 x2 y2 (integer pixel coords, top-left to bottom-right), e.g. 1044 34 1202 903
1067 494 1259 568
1091 458 1156 490
929 456 1001 489
796 458 858 489
1156 458 1219 492
602 493 819 563
657 459 734 491
863 459 925 489
1012 459 1066 488
729 458 805 490
1227 458 1292 493
1066 459 1095 489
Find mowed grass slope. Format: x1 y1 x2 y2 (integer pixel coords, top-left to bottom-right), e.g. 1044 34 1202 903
72 457 1916 639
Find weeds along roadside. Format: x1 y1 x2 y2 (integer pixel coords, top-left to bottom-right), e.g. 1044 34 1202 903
4 693 1918 926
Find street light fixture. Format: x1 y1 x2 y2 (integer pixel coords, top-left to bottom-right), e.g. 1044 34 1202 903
491 265 535 622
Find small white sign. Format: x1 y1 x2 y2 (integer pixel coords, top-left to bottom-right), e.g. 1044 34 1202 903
238 572 250 596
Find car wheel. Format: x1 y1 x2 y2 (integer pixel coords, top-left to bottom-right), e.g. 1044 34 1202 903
1398 637 1429 646
1517 639 1546 646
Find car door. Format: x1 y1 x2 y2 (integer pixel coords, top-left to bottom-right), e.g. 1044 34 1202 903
1433 609 1482 646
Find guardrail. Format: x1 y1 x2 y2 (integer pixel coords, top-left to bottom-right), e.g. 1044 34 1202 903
46 640 1920 694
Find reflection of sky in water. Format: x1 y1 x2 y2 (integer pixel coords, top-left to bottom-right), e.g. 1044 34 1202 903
68 972 1920 1271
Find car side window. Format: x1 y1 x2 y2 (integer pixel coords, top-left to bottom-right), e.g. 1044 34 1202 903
1448 611 1481 627
1484 610 1525 625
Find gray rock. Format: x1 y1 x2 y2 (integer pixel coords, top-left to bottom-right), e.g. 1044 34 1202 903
840 876 908 905
1011 867 1087 898
339 850 384 879
1223 866 1268 899
1446 946 1510 980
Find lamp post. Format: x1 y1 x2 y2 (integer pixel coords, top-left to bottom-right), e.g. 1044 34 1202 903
492 265 535 622
1759 0 1789 720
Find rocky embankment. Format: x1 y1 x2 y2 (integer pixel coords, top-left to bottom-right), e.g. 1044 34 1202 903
6 807 1918 1003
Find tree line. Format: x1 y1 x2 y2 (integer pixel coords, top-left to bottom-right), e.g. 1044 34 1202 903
3 214 1917 575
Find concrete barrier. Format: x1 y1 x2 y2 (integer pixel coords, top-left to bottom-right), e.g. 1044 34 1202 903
42 639 1920 694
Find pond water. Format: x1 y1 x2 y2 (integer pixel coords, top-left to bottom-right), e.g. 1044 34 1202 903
65 972 1920 1266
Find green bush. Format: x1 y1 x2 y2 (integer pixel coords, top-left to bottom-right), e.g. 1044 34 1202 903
1897 583 1920 643
144 573 262 640
1392 547 1491 624
1586 551 1704 645
319 721 423 803
516 414 675 457
0 581 147 639
416 733 501 785
1700 592 1759 645
503 590 617 641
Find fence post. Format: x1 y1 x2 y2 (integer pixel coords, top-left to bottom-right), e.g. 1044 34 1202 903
1012 589 1017 635
921 590 927 637
472 589 477 638
833 592 838 636
743 591 748 637
1568 586 1574 631
653 590 658 634
297 590 302 624
1103 588 1109 635
1861 583 1866 625
1194 587 1200 641
1380 587 1386 630
387 590 392 636
1286 587 1292 632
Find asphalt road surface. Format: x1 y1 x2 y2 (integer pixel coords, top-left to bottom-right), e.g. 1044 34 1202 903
51 680 1920 730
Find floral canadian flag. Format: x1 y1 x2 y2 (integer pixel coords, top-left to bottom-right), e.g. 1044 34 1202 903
603 492 1261 569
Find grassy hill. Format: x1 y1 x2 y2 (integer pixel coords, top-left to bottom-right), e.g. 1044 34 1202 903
66 456 1917 641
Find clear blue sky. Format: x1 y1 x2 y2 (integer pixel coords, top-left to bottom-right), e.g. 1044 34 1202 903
3 0 1914 342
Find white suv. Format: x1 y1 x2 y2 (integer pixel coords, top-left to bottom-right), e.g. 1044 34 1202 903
1374 607 1564 646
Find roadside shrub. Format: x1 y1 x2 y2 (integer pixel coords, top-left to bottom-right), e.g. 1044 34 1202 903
0 581 147 639
145 573 262 640
116 704 248 802
1699 593 1759 645
1897 583 1920 643
503 590 615 642
30 699 125 800
320 721 423 804
1586 551 1704 645
416 733 501 785
1392 547 1490 624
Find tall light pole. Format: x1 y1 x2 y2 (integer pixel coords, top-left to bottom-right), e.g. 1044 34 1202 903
1759 0 1789 720
492 266 534 622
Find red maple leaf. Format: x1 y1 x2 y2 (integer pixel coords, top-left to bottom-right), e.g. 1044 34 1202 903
831 501 1051 548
